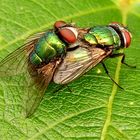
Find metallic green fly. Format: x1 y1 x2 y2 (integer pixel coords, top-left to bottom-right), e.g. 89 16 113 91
54 22 135 86
0 21 134 117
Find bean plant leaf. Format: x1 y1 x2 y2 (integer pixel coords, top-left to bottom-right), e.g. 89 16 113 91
0 0 140 140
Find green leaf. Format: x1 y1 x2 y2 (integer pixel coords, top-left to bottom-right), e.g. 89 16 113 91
0 0 140 139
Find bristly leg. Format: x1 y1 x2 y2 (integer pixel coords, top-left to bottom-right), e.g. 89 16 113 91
110 53 136 68
101 62 124 90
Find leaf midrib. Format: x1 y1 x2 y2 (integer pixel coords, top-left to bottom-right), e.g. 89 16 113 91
100 50 123 140
1 3 125 140
100 6 128 139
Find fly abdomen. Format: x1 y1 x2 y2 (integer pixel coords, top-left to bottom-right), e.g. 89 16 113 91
30 31 66 65
84 26 121 48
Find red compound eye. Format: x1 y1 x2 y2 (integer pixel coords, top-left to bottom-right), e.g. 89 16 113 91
111 22 120 25
54 21 66 29
54 21 78 43
109 22 124 28
122 29 132 48
59 27 77 43
109 22 132 48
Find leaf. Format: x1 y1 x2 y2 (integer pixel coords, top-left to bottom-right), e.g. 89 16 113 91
0 0 140 139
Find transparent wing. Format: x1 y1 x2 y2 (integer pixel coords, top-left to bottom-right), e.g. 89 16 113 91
0 43 32 76
53 46 112 84
0 32 46 77
0 32 58 117
24 61 59 117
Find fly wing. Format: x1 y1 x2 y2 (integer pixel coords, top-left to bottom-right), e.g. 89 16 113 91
24 61 60 117
53 47 112 84
0 32 46 77
0 31 59 117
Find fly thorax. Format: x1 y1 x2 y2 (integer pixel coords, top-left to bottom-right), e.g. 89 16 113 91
107 27 121 48
84 26 121 48
84 33 98 45
30 31 66 65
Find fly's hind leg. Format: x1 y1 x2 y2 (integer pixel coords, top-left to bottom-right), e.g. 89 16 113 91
101 62 124 90
110 53 136 68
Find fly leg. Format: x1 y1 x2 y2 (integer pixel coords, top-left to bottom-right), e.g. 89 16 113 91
66 85 73 92
110 53 136 68
52 85 66 94
101 62 124 90
52 84 72 94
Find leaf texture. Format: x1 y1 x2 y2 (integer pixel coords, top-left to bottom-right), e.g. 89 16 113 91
0 0 140 140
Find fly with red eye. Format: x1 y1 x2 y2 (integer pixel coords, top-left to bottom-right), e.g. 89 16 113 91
0 20 135 117
54 21 136 89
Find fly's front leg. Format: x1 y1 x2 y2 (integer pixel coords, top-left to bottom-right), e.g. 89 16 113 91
101 62 124 90
110 53 136 68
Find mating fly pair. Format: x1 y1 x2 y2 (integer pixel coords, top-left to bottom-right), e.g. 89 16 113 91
0 21 134 117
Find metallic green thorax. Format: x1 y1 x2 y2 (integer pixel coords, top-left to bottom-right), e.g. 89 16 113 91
30 31 66 65
84 26 121 48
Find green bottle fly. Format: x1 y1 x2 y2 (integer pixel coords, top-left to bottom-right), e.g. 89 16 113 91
0 21 133 117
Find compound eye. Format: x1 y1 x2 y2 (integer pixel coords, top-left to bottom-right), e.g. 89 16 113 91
110 22 120 25
109 22 132 48
122 29 132 48
54 21 66 29
111 22 122 24
59 27 78 44
110 22 118 26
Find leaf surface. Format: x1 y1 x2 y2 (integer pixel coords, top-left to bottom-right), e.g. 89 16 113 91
0 0 140 139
